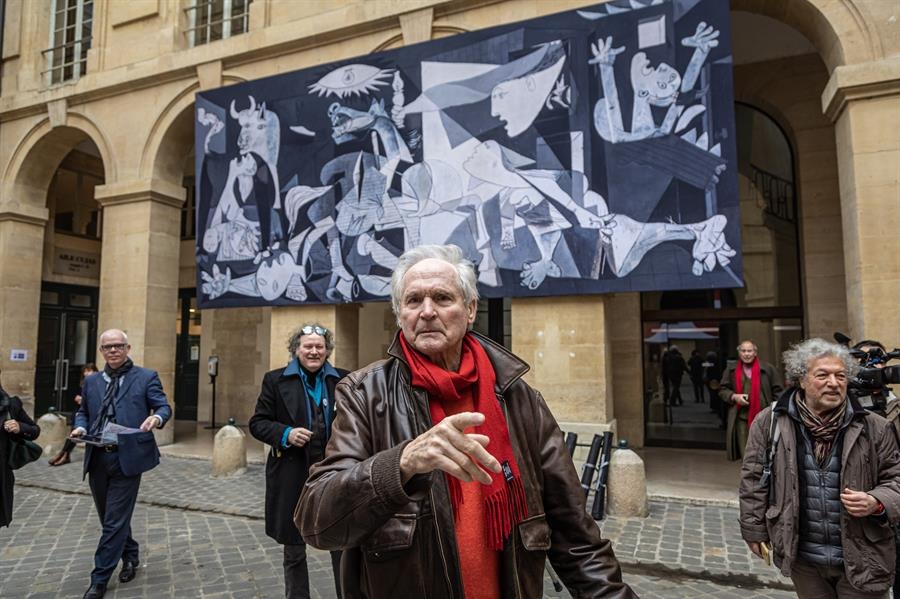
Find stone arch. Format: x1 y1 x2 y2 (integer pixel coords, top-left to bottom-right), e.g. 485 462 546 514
732 0 880 72
140 73 248 184
2 114 115 212
371 24 468 52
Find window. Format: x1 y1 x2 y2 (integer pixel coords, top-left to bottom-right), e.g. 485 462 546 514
185 0 251 47
44 0 93 84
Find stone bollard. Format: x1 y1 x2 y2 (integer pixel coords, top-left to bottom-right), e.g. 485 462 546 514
211 418 247 478
36 409 69 456
607 440 649 518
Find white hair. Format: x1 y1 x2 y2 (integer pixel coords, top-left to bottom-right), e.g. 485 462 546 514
99 329 129 344
782 338 859 386
390 244 479 320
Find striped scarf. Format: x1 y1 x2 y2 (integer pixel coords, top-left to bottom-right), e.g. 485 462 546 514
796 393 847 467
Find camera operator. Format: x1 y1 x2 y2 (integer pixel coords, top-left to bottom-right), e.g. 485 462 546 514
853 339 900 599
849 339 899 419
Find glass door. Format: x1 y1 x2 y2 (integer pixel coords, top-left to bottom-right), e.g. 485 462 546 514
34 284 97 416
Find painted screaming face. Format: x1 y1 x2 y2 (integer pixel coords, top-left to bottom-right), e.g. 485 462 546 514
630 53 681 106
490 54 566 137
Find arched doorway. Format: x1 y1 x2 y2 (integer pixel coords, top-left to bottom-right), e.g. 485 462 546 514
642 103 804 448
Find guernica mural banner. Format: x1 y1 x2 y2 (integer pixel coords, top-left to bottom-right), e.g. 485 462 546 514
195 0 740 308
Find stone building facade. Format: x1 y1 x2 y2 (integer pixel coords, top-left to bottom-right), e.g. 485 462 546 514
0 0 897 450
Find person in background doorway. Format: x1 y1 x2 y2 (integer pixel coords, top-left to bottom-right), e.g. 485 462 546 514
689 349 705 403
249 323 347 599
663 345 688 406
49 363 98 466
721 340 783 461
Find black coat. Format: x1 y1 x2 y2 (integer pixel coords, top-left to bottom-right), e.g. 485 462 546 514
0 390 40 528
249 361 347 545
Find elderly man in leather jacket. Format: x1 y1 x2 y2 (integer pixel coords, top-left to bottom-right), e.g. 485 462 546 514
297 244 635 598
740 338 900 599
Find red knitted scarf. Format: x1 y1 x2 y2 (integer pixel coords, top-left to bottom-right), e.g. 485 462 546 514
399 332 528 550
735 358 762 427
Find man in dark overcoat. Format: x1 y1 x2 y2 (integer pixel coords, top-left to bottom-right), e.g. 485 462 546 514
249 323 347 599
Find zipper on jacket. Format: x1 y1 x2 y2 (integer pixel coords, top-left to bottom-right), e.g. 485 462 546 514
410 387 454 597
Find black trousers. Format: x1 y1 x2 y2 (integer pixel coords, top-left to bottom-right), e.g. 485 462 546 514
88 450 141 585
283 543 342 599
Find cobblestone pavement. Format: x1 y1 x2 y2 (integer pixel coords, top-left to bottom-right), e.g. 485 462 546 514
7 451 795 597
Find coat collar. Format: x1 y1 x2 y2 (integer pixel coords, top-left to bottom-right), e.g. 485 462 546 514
387 330 530 394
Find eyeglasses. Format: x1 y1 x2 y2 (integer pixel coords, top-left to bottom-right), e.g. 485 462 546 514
300 325 328 336
99 343 128 353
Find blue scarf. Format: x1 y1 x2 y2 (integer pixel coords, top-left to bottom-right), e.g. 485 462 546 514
299 367 325 407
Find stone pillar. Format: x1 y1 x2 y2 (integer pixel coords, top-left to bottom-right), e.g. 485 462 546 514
212 420 247 478
607 442 649 518
95 180 184 445
827 87 900 349
36 411 69 455
268 305 361 372
607 293 643 447
511 296 615 440
0 209 47 412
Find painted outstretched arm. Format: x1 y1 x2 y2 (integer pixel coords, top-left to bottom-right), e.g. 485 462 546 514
589 37 627 143
681 22 720 93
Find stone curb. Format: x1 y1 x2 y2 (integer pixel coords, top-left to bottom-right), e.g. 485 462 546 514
648 492 739 509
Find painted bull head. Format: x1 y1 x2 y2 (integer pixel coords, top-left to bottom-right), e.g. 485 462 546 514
229 95 280 162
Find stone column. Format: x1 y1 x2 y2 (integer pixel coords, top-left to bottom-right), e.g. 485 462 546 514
0 209 47 414
830 92 900 349
95 180 184 445
511 296 615 445
268 305 361 372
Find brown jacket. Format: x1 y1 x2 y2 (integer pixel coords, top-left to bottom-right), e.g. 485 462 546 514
739 391 900 592
297 332 635 599
720 360 783 461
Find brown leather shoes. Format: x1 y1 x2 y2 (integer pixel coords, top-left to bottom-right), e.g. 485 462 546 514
48 451 71 466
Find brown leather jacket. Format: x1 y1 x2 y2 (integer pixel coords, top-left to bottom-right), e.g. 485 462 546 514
297 332 635 599
740 391 900 592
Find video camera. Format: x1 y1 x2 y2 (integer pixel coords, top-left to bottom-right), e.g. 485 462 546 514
834 332 900 415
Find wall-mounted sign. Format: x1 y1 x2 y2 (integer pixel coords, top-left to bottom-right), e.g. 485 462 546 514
195 0 741 308
10 349 28 361
53 248 101 278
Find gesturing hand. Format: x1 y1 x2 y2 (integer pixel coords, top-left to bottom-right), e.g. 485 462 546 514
841 488 881 517
3 420 20 435
399 412 502 485
140 416 159 432
289 427 313 448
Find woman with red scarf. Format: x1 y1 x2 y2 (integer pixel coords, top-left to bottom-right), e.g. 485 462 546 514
721 340 784 460
297 244 635 599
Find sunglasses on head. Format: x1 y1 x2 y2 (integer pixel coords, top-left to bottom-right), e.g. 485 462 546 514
300 325 328 336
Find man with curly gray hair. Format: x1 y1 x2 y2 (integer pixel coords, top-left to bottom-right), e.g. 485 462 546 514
250 323 347 599
740 338 900 598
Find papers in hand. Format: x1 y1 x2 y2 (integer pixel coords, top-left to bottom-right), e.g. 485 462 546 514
74 423 144 446
101 423 143 444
